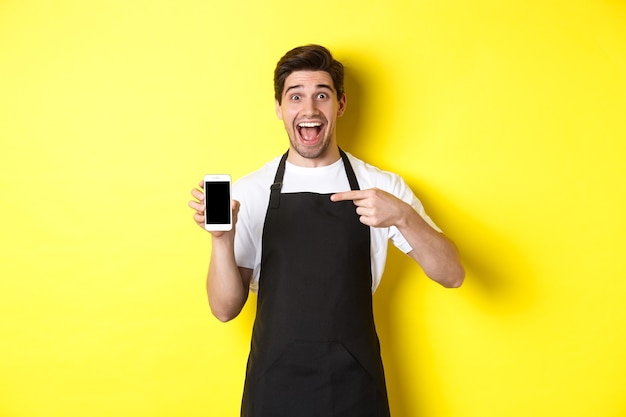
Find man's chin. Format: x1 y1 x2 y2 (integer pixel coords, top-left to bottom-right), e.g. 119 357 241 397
291 141 330 160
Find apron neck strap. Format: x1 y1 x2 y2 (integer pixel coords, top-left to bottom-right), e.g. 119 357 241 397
339 149 361 192
269 148 360 209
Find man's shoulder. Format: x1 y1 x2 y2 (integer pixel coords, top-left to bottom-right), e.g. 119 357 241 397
344 152 403 190
234 155 282 191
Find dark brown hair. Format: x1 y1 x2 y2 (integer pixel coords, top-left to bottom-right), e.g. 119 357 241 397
274 44 344 104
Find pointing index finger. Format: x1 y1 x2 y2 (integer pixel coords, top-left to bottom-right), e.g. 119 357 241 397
331 190 364 202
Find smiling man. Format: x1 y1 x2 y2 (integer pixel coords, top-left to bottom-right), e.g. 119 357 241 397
189 44 464 417
276 69 345 164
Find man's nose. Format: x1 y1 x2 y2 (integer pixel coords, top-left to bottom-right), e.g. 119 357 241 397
302 97 318 115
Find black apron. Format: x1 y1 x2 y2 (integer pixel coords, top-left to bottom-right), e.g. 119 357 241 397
241 149 390 417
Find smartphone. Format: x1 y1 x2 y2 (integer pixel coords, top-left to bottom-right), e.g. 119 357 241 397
203 174 232 231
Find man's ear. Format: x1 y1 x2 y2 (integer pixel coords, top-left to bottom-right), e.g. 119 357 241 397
337 94 347 117
275 100 283 120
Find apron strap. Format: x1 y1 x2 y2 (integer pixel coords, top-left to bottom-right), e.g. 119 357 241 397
268 148 360 209
269 150 289 209
339 148 361 191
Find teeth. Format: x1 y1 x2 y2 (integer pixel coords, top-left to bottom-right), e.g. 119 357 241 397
298 122 322 128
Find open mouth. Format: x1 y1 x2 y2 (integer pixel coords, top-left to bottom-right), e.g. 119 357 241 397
297 121 323 144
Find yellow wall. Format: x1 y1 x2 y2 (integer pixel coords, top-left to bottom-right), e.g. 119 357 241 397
1 1 625 416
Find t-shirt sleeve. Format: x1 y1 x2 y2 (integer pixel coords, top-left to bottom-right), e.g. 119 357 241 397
386 172 443 254
232 181 259 271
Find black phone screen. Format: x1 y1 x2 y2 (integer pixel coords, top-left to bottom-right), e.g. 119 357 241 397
204 181 231 225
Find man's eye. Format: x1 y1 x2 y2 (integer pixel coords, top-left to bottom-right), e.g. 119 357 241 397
291 95 301 101
317 93 327 99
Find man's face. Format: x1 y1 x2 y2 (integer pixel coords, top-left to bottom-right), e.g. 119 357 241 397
275 70 346 166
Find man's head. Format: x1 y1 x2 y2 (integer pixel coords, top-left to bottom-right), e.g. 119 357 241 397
273 45 347 166
274 45 344 104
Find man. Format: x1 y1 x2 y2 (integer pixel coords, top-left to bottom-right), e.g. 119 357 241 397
189 44 464 417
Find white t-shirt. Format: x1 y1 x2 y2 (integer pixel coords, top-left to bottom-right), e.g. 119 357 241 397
233 152 441 293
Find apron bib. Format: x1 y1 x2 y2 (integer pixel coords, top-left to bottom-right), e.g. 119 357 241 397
241 149 390 417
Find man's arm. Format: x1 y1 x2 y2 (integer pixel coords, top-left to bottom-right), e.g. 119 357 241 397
331 188 465 288
207 233 253 322
189 184 253 322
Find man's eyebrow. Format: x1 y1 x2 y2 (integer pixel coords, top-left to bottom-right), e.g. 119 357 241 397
284 84 303 94
284 84 334 95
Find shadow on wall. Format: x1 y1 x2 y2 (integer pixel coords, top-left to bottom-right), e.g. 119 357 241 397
336 59 371 153
373 185 539 416
412 186 539 314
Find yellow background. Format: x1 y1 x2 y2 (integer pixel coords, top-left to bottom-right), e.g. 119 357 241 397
1 0 625 416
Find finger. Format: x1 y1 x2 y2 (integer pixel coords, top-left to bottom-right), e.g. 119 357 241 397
193 212 205 225
191 187 204 200
231 200 241 223
188 200 204 212
330 190 366 202
357 215 375 227
355 206 373 217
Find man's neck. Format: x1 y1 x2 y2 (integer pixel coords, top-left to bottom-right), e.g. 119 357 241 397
286 146 341 168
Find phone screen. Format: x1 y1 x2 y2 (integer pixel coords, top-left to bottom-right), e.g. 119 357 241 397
204 181 231 225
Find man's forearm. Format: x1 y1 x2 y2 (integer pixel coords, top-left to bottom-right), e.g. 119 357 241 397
207 234 251 322
399 206 465 288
